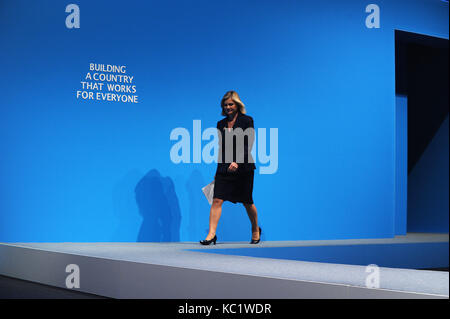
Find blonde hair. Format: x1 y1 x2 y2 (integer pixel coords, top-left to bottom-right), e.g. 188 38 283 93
220 90 246 116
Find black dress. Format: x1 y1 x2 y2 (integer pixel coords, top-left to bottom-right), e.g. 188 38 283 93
213 112 256 204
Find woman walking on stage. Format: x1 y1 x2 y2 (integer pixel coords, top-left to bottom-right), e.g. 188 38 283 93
200 90 262 245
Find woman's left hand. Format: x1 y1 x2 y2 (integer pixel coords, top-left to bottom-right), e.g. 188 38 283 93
228 162 238 172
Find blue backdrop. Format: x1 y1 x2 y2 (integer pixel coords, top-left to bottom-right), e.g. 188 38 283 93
0 0 448 242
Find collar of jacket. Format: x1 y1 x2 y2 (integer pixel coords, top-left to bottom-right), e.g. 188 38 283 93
222 111 243 130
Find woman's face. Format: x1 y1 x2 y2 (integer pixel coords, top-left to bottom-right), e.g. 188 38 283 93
223 98 238 117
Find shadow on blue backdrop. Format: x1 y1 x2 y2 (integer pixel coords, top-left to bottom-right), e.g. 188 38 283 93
135 169 181 242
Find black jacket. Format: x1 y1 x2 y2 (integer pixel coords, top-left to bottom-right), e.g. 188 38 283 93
215 112 256 175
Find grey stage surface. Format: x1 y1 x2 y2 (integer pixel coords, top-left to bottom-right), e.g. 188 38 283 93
0 233 448 299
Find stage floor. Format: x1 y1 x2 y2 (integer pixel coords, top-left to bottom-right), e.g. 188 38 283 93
0 233 448 298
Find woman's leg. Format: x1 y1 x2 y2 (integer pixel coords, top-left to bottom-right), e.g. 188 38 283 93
206 198 224 240
243 203 260 240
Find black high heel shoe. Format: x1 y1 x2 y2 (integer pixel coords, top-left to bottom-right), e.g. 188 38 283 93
250 227 262 244
200 235 217 245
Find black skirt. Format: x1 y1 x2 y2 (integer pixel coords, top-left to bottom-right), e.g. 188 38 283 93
213 170 254 204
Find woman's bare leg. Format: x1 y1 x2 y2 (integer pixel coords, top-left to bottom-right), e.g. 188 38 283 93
243 203 260 240
206 198 224 240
